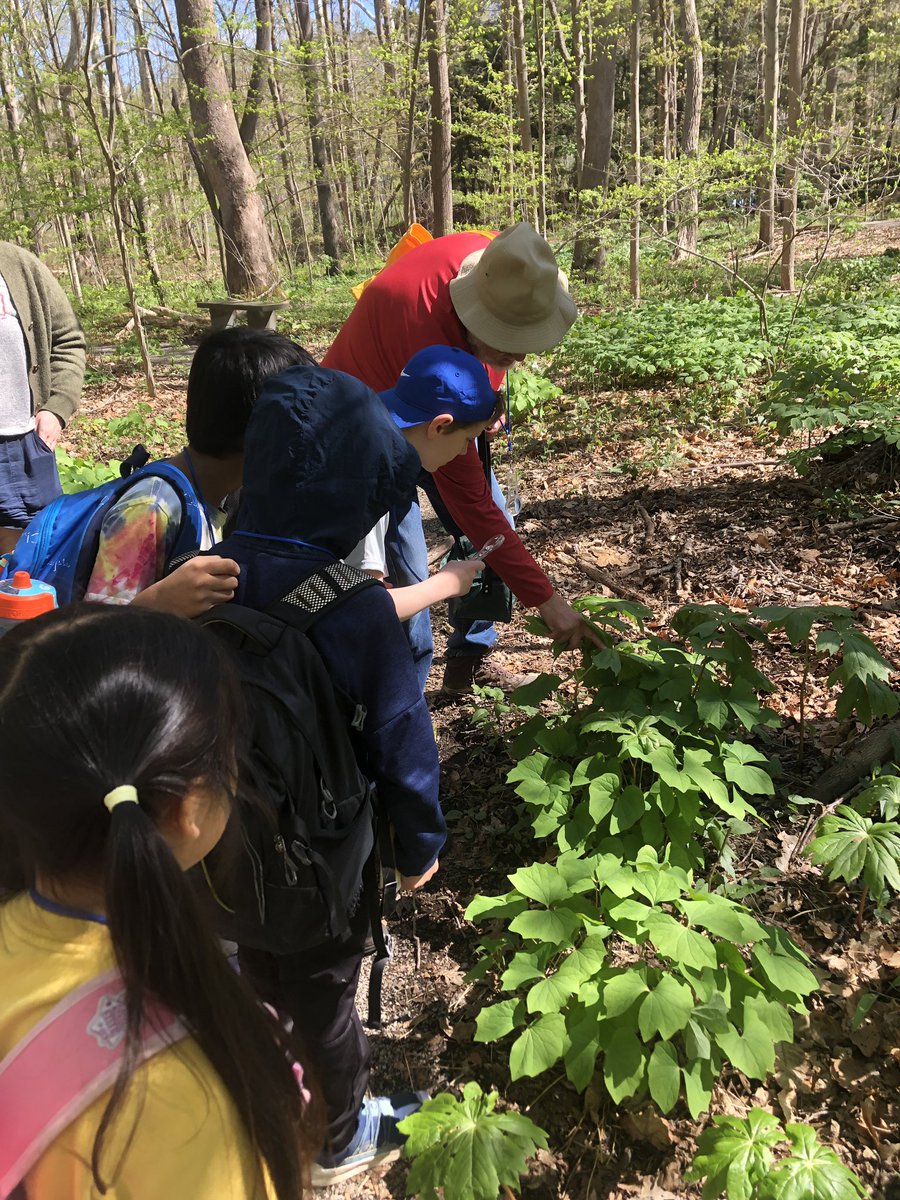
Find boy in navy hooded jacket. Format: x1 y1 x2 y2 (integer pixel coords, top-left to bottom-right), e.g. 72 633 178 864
216 364 445 1187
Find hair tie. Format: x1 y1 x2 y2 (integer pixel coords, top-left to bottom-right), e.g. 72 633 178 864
104 785 139 813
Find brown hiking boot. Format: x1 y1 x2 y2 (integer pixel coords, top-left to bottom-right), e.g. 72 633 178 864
442 654 540 697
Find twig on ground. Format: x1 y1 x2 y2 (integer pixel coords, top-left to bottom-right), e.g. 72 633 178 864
822 516 900 534
635 502 656 541
576 558 650 604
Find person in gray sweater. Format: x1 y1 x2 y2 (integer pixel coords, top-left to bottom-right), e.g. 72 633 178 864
0 242 86 555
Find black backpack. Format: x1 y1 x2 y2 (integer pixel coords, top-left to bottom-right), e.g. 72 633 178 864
196 561 384 960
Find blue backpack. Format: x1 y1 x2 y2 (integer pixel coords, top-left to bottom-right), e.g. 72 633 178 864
0 452 207 605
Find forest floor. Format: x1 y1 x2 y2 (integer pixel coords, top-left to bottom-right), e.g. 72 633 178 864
65 271 900 1200
334 416 900 1200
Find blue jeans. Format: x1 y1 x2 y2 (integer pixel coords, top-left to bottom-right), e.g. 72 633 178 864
385 469 514 691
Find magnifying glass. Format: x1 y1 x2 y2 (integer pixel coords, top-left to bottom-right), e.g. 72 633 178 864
475 534 505 558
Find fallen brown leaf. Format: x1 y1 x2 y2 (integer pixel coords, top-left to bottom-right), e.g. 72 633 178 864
620 1109 673 1150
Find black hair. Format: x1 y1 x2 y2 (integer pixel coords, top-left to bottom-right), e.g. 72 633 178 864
0 605 320 1196
186 328 317 457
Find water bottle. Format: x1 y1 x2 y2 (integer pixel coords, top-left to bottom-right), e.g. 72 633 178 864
504 467 522 519
0 571 58 637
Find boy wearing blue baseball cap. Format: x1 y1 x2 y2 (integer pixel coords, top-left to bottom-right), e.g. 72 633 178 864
346 345 505 622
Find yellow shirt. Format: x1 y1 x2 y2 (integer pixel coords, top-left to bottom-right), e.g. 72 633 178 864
0 893 271 1200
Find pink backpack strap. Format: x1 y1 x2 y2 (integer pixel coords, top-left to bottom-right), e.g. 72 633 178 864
0 969 186 1199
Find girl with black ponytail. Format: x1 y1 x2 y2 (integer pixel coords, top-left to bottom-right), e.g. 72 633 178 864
0 604 321 1198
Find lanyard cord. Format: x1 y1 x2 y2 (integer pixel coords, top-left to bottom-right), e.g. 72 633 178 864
503 376 513 455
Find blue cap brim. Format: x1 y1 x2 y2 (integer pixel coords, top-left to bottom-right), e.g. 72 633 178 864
379 386 448 429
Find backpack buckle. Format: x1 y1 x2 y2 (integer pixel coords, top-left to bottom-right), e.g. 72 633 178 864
320 784 338 822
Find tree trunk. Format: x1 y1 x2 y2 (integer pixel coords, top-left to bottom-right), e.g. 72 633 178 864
173 0 278 295
533 0 548 234
268 50 306 256
0 40 30 233
239 0 273 149
572 20 616 270
673 0 703 260
780 0 806 291
509 0 533 154
709 14 744 151
293 0 344 270
571 0 587 184
629 0 641 302
401 0 428 226
126 0 157 115
79 51 156 394
99 0 166 304
757 0 780 248
654 0 677 233
427 0 453 236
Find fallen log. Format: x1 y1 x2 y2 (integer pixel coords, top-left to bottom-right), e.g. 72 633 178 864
811 717 900 803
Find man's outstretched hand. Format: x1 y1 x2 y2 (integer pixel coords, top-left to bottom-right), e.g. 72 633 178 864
537 591 606 651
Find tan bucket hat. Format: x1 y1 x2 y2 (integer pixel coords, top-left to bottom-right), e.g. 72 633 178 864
449 222 578 354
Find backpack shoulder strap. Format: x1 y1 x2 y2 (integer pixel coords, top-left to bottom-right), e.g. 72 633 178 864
0 969 186 1196
270 560 380 633
135 462 208 553
196 561 379 657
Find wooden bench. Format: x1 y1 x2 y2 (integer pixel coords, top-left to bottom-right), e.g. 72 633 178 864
197 299 290 333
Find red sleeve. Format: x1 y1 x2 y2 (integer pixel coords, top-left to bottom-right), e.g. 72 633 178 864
433 444 554 608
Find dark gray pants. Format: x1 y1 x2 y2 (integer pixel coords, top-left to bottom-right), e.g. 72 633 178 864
238 903 371 1160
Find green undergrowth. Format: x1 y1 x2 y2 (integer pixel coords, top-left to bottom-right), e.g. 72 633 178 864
460 597 896 1179
687 1108 869 1199
60 403 182 493
525 265 900 477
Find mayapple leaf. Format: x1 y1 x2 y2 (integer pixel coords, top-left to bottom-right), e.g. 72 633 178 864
753 604 854 646
510 672 564 707
756 1123 868 1200
807 807 900 898
686 1107 785 1200
399 1082 548 1200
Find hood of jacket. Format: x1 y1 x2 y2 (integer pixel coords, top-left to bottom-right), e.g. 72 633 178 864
238 365 421 558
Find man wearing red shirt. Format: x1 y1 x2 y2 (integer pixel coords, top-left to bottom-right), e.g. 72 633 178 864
325 222 599 693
